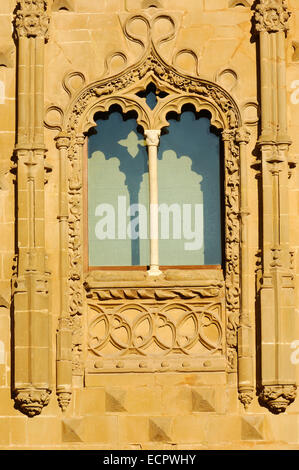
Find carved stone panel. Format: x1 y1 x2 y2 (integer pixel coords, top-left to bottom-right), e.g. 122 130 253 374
85 275 226 374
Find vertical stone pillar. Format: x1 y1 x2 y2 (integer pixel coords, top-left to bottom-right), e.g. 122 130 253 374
13 0 51 417
254 0 297 413
144 130 162 276
236 127 254 409
55 133 72 411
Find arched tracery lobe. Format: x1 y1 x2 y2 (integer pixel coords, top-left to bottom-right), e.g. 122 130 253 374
51 35 251 410
63 47 241 134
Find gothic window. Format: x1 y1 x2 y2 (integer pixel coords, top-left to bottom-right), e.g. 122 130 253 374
87 105 222 269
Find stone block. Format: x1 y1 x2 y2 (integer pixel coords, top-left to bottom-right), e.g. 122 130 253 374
172 415 206 443
106 388 127 413
205 416 241 443
9 417 28 445
161 385 192 414
241 416 265 441
82 416 118 444
149 417 173 443
77 387 106 415
118 416 149 444
125 387 162 415
62 418 84 443
27 417 61 446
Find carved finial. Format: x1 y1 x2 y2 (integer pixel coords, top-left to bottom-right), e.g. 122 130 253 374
14 388 51 417
259 385 297 414
255 0 291 33
15 0 50 39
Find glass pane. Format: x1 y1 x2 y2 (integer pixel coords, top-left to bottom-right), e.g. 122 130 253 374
158 111 222 266
88 110 150 266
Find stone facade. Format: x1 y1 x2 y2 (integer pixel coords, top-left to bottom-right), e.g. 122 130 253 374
0 0 299 449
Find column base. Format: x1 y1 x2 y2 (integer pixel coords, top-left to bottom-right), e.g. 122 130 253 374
147 266 162 277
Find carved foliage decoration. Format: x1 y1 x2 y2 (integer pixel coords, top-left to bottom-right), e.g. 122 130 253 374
15 0 49 39
67 136 84 375
259 385 297 414
255 0 291 33
14 388 51 418
223 130 241 371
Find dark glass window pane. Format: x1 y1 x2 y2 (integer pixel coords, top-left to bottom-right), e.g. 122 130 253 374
158 111 222 266
88 110 150 266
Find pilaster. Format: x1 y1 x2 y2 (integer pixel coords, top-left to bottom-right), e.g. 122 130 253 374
254 0 297 413
13 0 51 417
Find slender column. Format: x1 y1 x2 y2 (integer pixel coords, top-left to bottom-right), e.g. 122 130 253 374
236 127 254 409
254 0 296 413
13 0 51 417
144 130 162 276
55 133 72 411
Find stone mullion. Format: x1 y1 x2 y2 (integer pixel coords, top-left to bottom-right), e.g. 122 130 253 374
144 130 162 277
255 0 297 413
13 0 51 417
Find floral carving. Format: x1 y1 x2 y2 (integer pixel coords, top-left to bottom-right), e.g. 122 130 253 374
222 130 241 371
67 137 84 375
255 0 291 33
14 388 51 417
259 385 297 414
15 0 49 39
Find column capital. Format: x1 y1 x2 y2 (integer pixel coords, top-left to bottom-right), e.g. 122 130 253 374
254 0 291 34
55 132 71 150
144 130 161 147
235 127 251 144
15 0 50 40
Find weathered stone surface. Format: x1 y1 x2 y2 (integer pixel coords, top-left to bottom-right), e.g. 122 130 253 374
0 0 298 450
